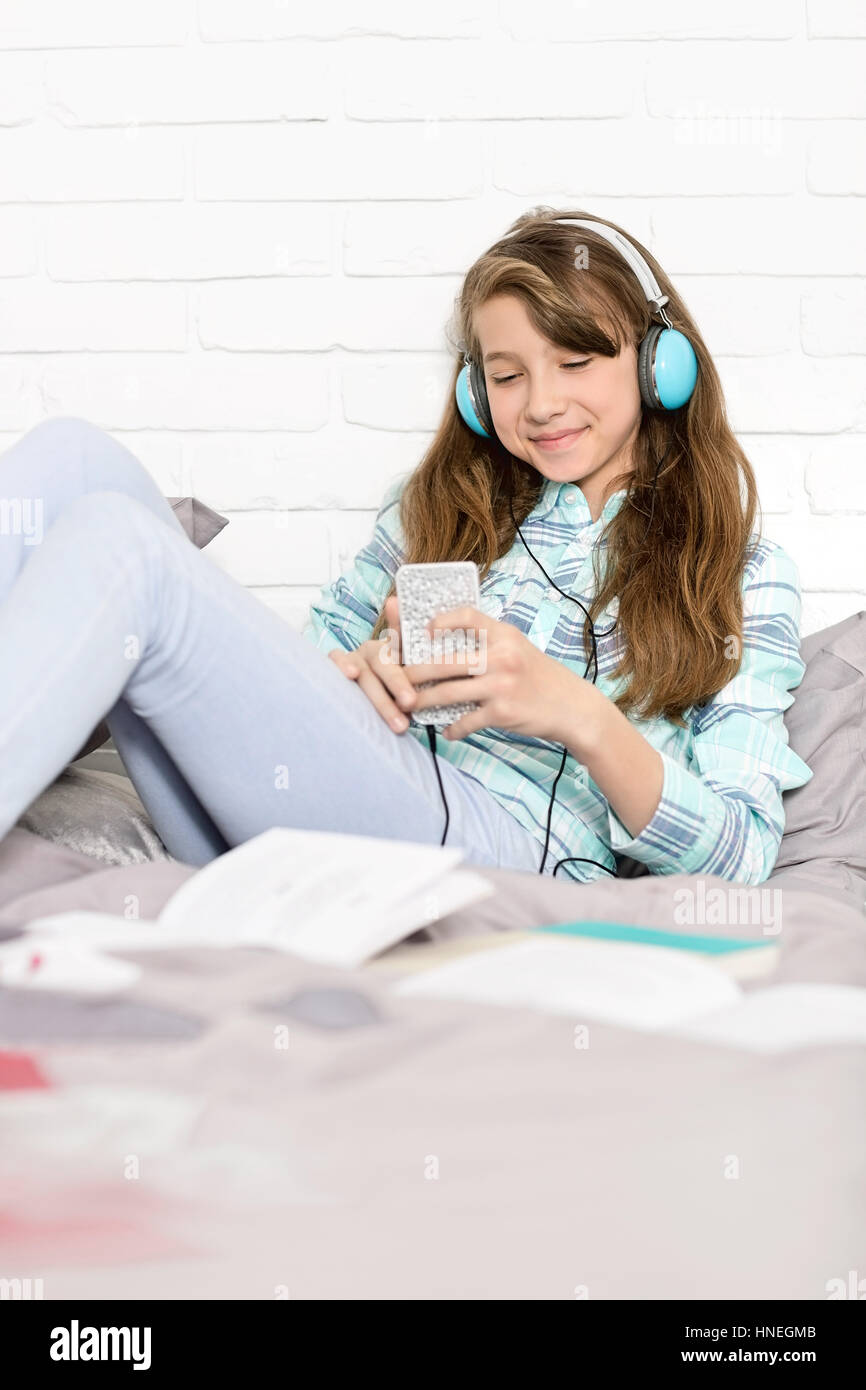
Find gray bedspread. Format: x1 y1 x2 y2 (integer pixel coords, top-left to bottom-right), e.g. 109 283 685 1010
0 824 864 1300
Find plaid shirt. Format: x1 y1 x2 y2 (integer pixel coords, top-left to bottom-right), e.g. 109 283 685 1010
301 474 814 885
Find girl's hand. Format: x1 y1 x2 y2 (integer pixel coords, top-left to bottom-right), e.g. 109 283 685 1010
326 595 417 735
402 603 605 750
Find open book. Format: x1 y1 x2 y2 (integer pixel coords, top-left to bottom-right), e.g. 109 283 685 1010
23 827 495 970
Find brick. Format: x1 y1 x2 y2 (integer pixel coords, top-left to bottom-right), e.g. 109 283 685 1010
676 276 799 355
500 0 798 41
0 282 186 351
194 124 482 200
195 277 461 351
739 435 806 514
647 41 865 118
493 120 799 197
651 198 866 275
766 516 866 589
0 0 187 47
802 592 866 634
341 352 454 430
44 204 333 281
39 355 329 431
43 45 331 124
0 365 43 432
0 51 42 120
186 426 429 510
806 0 866 37
0 125 184 202
801 279 866 354
721 355 866 432
805 437 866 512
203 510 331 586
198 0 483 42
807 123 866 194
0 208 39 278
343 37 634 119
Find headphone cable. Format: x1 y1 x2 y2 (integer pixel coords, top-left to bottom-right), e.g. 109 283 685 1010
423 442 671 881
424 722 450 845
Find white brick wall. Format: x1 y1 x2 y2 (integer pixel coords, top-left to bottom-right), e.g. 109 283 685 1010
0 0 863 639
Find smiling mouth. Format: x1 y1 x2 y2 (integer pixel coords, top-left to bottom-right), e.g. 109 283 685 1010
531 426 589 448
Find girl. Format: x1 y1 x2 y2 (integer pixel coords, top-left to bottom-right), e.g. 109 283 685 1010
0 208 812 884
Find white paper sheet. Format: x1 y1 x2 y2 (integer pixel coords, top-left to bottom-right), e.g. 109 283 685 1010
392 936 743 1029
661 983 866 1053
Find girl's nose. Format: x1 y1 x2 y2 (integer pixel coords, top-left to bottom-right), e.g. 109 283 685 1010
525 370 569 424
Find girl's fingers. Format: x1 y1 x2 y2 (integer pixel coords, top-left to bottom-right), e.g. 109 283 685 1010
405 657 482 683
355 668 410 733
370 646 416 709
327 647 406 731
327 650 361 680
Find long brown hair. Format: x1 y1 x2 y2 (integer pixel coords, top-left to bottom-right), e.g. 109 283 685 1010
369 206 762 728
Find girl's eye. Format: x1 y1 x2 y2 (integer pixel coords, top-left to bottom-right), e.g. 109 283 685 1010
491 359 590 385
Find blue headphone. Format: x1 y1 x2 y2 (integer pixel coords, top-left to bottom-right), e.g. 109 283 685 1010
455 216 699 438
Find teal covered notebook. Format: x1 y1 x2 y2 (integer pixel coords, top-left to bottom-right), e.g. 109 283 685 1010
535 920 776 955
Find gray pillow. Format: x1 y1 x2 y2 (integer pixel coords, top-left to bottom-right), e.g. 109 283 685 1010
166 495 229 548
16 768 173 867
606 610 866 912
768 611 866 911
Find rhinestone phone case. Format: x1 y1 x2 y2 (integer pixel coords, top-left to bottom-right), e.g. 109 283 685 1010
395 561 482 730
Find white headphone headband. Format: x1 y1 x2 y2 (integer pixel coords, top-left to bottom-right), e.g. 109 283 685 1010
503 215 669 316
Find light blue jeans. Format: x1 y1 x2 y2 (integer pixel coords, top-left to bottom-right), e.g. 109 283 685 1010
0 417 544 872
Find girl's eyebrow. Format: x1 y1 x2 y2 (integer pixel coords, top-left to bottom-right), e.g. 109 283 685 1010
483 347 594 365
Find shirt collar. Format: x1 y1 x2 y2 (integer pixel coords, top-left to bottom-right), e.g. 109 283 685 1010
529 478 629 527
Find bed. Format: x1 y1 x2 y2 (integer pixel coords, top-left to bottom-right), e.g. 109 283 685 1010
1 499 863 1300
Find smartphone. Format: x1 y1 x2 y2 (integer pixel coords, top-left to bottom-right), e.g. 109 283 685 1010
394 561 482 730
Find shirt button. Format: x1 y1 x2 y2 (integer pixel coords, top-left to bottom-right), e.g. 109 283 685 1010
563 489 578 503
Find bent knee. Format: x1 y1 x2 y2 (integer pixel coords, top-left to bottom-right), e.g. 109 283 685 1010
64 487 151 524
24 415 107 452
22 416 153 496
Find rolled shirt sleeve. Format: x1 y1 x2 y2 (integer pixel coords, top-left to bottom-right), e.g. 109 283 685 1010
300 475 407 657
604 541 814 885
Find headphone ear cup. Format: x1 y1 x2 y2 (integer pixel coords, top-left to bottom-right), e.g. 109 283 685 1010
455 360 492 438
638 324 664 410
470 358 493 438
639 325 699 411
